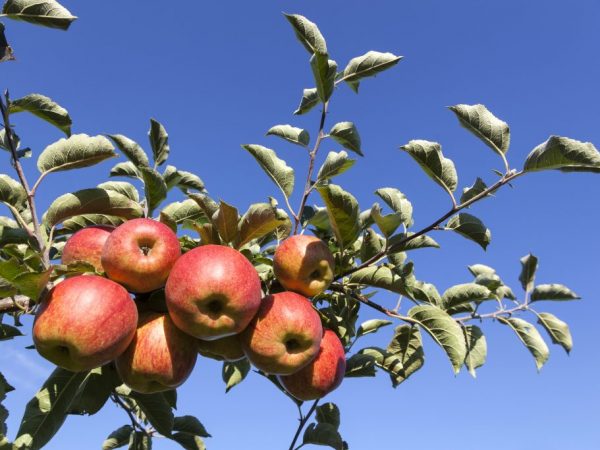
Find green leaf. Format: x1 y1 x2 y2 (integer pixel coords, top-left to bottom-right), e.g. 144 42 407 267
344 353 377 378
374 187 413 227
473 273 502 291
317 151 355 181
37 134 116 174
61 214 125 233
242 144 294 198
2 0 77 30
107 135 150 168
498 317 549 371
329 122 363 156
222 359 250 393
0 226 33 246
446 213 491 250
102 425 133 450
294 88 319 115
401 140 458 193
127 392 174 437
460 177 489 204
463 325 487 377
348 266 410 297
170 433 205 450
128 431 152 450
97 181 140 202
44 188 144 228
303 423 344 450
148 119 170 167
69 365 120 416
214 200 239 244
110 161 141 179
316 403 340 430
13 368 88 450
449 104 510 155
283 13 327 54
9 94 71 136
359 228 383 262
518 253 538 292
161 199 204 226
266 124 310 147
385 325 425 386
536 312 573 354
370 203 401 237
388 232 440 252
530 284 580 302
139 166 167 214
357 319 393 338
12 268 52 300
173 416 210 438
408 305 467 374
408 281 442 306
311 54 337 103
0 324 23 341
341 51 402 83
316 183 360 248
0 174 27 207
467 264 496 277
441 283 492 309
238 203 291 248
188 194 219 220
174 170 205 193
523 136 600 172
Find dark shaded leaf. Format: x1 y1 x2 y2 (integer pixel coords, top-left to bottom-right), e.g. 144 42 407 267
242 144 294 198
460 177 489 204
463 325 487 377
536 312 572 354
148 119 169 167
294 88 319 115
102 425 133 450
530 284 580 302
266 124 310 147
108 135 150 168
498 317 549 371
329 122 362 156
214 200 239 244
401 140 457 193
284 13 327 54
524 136 600 172
303 423 344 450
222 359 250 393
446 213 491 250
518 253 538 292
449 104 510 155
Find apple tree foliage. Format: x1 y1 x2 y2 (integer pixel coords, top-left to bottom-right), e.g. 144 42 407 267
0 2 597 449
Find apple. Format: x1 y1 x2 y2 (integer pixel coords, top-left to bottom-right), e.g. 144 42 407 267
165 245 262 340
240 291 323 375
278 329 346 400
101 218 181 293
273 235 335 297
61 225 114 272
33 275 138 372
115 312 198 394
197 334 246 362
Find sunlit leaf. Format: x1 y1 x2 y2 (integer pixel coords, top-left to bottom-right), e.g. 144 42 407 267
463 325 487 377
148 119 170 167
222 359 250 393
329 122 362 156
341 51 402 83
317 183 360 248
524 136 600 173
9 94 71 135
266 124 310 147
97 181 140 202
498 317 549 371
449 104 510 155
242 144 294 198
108 134 150 168
401 140 457 193
3 0 77 30
238 203 291 248
294 88 319 115
374 187 413 227
139 166 167 214
284 13 327 54
311 54 337 103
460 177 489 204
317 151 355 181
536 312 573 354
530 284 580 302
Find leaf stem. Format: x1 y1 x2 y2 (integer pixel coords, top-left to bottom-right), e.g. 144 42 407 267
110 393 151 436
288 399 319 450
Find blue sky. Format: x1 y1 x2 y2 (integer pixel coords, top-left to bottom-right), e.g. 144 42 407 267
2 1 600 449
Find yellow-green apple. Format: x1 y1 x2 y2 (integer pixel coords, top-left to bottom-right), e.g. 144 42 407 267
61 225 114 272
240 291 323 375
33 275 138 372
273 235 335 297
278 329 346 400
115 312 198 394
165 245 262 340
197 334 245 362
102 218 181 293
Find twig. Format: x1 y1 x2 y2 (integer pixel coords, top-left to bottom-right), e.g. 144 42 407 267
288 399 319 450
0 295 31 313
110 393 151 436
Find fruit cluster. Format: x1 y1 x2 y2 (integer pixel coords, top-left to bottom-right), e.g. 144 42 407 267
33 218 346 401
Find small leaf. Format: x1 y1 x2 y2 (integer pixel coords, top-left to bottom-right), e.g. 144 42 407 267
110 161 141 179
9 94 71 135
374 188 413 227
446 213 491 250
341 51 402 83
266 124 310 147
3 0 77 30
173 416 210 438
498 317 549 371
311 54 337 103
139 166 167 215
317 151 355 181
97 181 140 202
357 319 393 338
536 312 573 354
108 135 150 168
519 253 538 292
127 391 174 437
359 228 383 262
161 199 204 226
449 104 510 155
61 214 125 233
316 183 360 248
0 174 27 208
238 203 291 248
460 177 489 204
222 359 250 393
344 353 377 378
214 200 239 244
303 423 344 450
523 136 600 172
385 325 425 386
283 13 327 54
0 324 23 341
102 425 133 450
370 203 401 237
530 284 580 302
242 144 295 198
348 266 410 297
294 88 319 115
188 194 219 220
148 119 170 167
329 122 362 156
174 170 205 193
442 283 492 309
463 325 487 377
387 232 440 252
401 140 458 193
467 264 496 277
316 403 340 430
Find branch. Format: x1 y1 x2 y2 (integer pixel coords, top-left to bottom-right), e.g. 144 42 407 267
110 393 152 436
288 399 319 450
0 295 31 313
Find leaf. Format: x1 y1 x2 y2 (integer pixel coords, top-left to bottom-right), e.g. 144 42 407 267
370 203 401 237
523 136 600 173
317 151 356 181
442 283 492 309
341 51 402 83
0 226 33 246
463 325 487 377
401 140 458 193
13 368 88 450
408 281 442 306
359 228 383 262
446 213 491 250
386 325 425 386
127 391 174 437
0 174 27 207
110 161 141 179
238 203 290 248
174 170 205 193
44 188 144 227
530 284 580 302
316 403 340 430
97 181 140 202
311 54 337 103
449 104 510 155
139 166 167 214
344 353 377 378
170 434 206 450
102 425 133 450
37 134 116 174
61 214 125 233
357 319 393 338
214 200 239 244
536 312 573 354
2 0 77 30
518 253 538 292
107 135 150 168
69 365 120 416
242 144 295 198
173 416 210 438
128 431 151 450
467 264 496 277
316 183 360 248
266 124 310 147
161 199 204 226
0 22 15 63
222 359 250 393
387 232 440 252
474 273 502 291
374 187 413 227
0 324 23 341
460 177 489 204
188 194 219 221
12 268 52 300
348 266 410 297
9 94 71 135
283 13 327 54
303 423 344 450
408 305 467 374
498 317 549 371
294 88 319 115
148 119 169 167
329 122 362 156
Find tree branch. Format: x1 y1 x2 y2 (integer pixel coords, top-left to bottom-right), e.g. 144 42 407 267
288 399 319 450
0 295 31 313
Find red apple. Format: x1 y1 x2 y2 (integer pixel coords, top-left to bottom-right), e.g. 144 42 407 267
273 235 335 297
240 291 323 375
165 245 262 340
197 334 246 362
115 312 198 394
278 329 346 400
33 275 138 372
101 218 181 293
61 225 114 272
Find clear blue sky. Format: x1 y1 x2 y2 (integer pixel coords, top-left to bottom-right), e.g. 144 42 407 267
2 1 600 449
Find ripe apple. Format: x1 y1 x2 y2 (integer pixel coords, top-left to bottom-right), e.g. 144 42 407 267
240 291 323 375
165 245 262 340
61 225 114 272
278 329 346 400
197 334 246 362
33 275 138 372
115 312 198 394
273 235 335 297
101 218 181 293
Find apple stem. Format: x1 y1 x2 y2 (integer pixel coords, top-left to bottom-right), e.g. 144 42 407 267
288 399 319 450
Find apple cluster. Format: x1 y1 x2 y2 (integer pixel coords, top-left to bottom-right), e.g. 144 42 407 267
33 219 346 401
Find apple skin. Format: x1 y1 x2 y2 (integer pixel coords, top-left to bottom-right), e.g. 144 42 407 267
33 275 138 372
197 334 246 362
61 225 114 272
165 245 262 340
278 329 346 401
101 218 181 293
240 291 323 375
273 235 335 297
115 312 198 394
